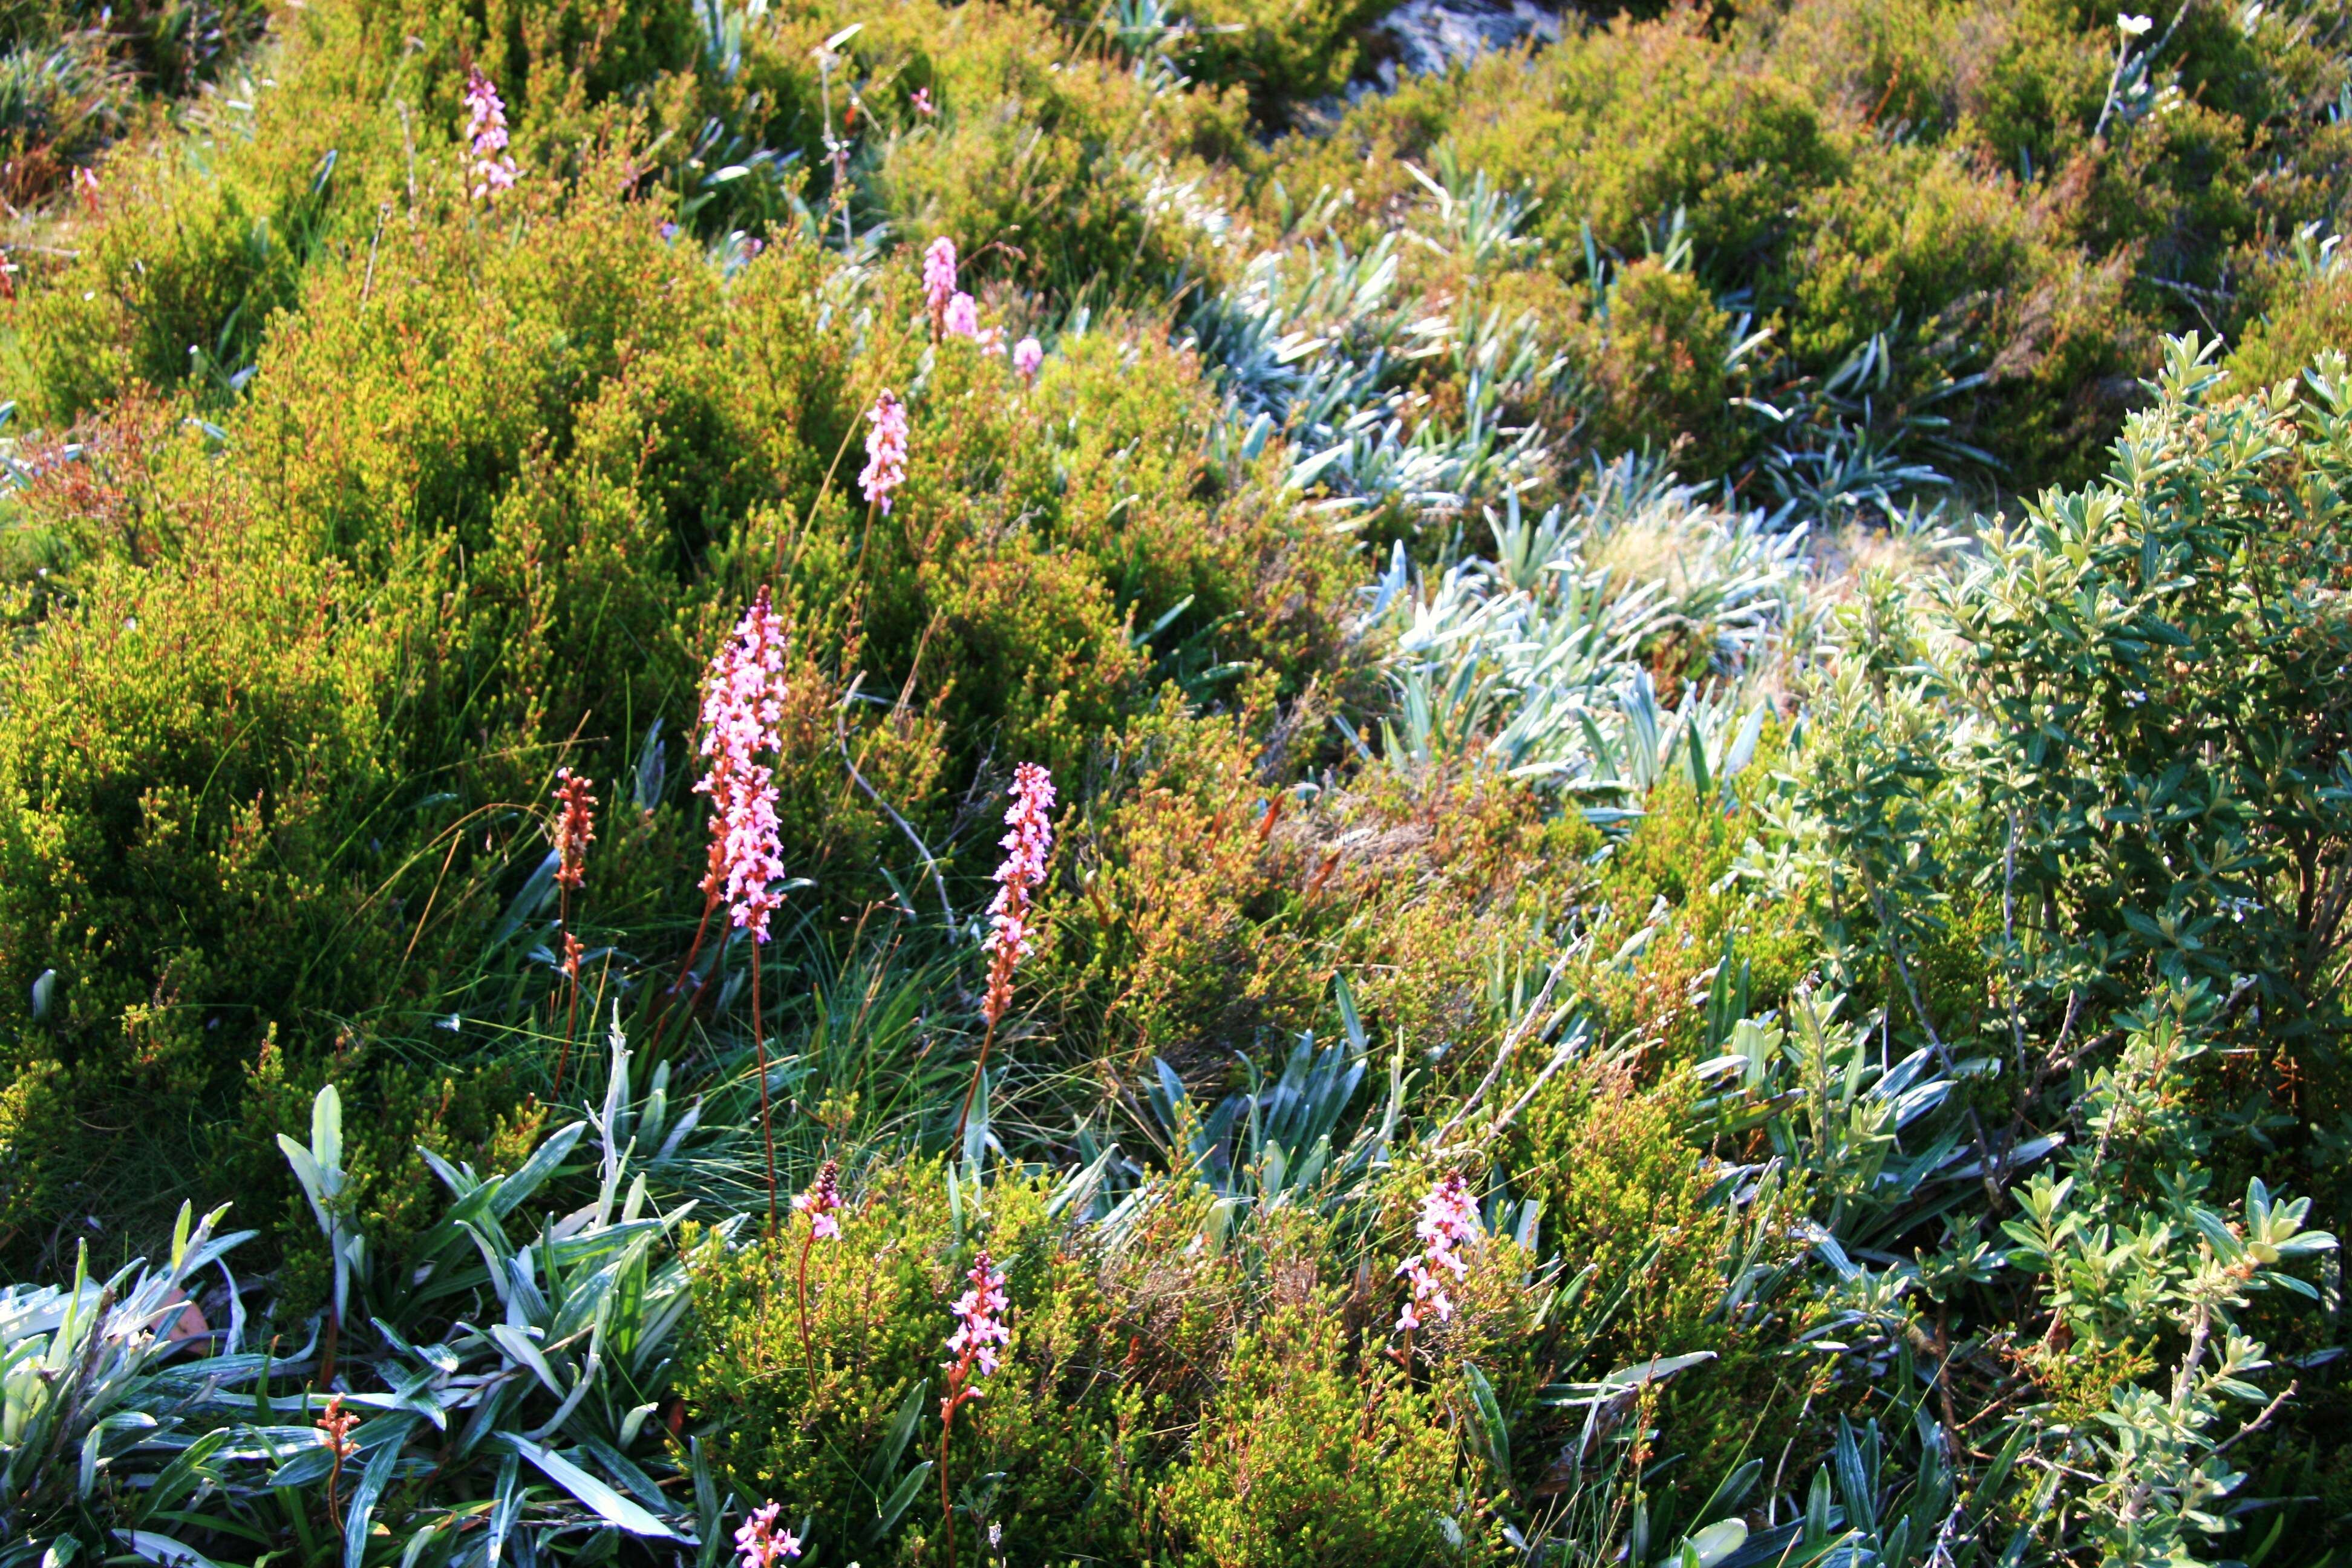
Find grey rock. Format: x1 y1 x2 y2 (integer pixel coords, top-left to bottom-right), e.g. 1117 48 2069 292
1373 0 1562 87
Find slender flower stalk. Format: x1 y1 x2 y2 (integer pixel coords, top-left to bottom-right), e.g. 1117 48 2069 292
550 768 596 1093
653 593 791 1222
938 1250 1009 1568
464 67 518 202
315 1394 359 1531
1013 337 1042 387
859 389 909 518
791 1159 841 1374
956 763 1054 1144
923 236 958 337
1395 1171 1478 1367
705 590 788 1231
733 1502 803 1566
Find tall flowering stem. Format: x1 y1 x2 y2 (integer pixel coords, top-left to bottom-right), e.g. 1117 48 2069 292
550 768 596 1093
464 67 517 202
923 235 958 338
655 592 790 1225
956 763 1054 1145
791 1158 841 1376
938 1250 1009 1568
1394 1171 1478 1369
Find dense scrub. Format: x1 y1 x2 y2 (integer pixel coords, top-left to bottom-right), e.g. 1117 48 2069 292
2 0 2351 1563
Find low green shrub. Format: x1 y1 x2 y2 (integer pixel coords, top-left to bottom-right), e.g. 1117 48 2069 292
682 1161 1152 1563
1160 1301 1470 1567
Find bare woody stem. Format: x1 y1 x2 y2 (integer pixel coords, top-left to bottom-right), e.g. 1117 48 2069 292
322 1431 345 1531
552 885 580 1094
644 889 720 1060
754 935 777 1236
953 1016 998 1149
797 1227 817 1381
939 1400 959 1568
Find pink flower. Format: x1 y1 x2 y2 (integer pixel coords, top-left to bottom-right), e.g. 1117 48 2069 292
1396 1172 1479 1334
858 389 909 514
943 291 980 341
552 769 596 892
792 1158 843 1241
1013 337 1043 385
982 763 1054 1028
464 68 518 201
734 1502 803 1567
695 590 791 942
922 236 958 327
912 87 935 117
943 1250 1011 1384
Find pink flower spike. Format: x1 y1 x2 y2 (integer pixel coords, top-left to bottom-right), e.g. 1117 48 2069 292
981 763 1055 1028
792 1158 843 1240
1013 337 1043 386
923 235 958 327
734 1502 803 1567
912 86 935 117
694 589 791 942
942 1250 1011 1385
858 389 909 515
552 769 596 891
943 292 980 341
464 67 518 202
1395 1172 1479 1337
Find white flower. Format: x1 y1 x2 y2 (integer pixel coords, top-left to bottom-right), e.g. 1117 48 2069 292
2117 11 2154 35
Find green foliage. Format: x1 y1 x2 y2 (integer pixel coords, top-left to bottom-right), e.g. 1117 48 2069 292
682 1161 1150 1563
1779 338 2352 1561
0 142 1355 1261
1166 0 1387 124
0 1064 720 1563
1160 1301 1470 1567
8 0 2352 1558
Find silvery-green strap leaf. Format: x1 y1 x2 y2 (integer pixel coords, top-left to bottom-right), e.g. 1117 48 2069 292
489 1324 564 1397
114 1534 224 1568
311 1085 344 1186
488 1448 523 1566
868 1460 935 1543
137 1428 234 1520
399 1518 456 1568
80 1411 158 1497
490 1122 587 1220
344 1415 419 1568
1462 1362 1509 1478
497 1432 678 1537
